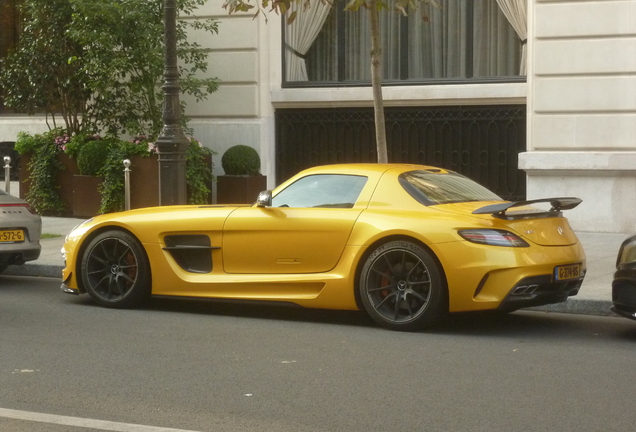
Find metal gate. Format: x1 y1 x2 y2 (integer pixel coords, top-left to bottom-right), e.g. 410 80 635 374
275 105 526 201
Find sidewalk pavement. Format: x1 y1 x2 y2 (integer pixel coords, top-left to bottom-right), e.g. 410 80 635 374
2 215 628 317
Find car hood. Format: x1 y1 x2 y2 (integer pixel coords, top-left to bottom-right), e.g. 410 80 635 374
433 201 580 247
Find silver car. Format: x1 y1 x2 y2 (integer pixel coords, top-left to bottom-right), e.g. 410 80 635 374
0 189 41 273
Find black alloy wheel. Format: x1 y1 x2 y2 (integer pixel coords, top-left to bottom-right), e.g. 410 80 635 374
359 240 446 331
80 230 150 308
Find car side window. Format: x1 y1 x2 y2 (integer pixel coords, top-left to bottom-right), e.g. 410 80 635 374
272 174 367 208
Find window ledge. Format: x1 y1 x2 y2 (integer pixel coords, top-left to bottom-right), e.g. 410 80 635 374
271 82 527 109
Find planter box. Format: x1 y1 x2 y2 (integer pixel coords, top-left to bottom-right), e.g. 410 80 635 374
128 154 214 208
129 155 159 209
72 175 103 218
19 151 212 216
217 175 267 204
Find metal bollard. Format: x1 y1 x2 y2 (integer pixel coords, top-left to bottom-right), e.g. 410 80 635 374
123 159 131 211
4 156 11 194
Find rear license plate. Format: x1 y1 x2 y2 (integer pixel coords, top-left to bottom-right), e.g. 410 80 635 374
554 263 581 281
0 229 25 243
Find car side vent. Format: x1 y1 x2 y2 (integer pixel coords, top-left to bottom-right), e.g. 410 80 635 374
163 235 216 273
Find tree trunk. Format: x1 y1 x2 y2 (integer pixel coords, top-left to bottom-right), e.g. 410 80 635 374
369 0 388 163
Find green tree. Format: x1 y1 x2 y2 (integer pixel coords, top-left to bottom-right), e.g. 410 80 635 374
223 0 438 163
0 0 219 137
0 0 87 132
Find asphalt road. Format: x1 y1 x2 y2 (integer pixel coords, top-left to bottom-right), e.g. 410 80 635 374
1 275 636 432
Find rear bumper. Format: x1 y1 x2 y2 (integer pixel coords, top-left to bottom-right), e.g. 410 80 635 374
498 274 585 312
0 246 41 265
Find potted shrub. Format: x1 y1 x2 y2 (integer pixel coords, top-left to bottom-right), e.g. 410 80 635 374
217 145 266 204
100 137 214 213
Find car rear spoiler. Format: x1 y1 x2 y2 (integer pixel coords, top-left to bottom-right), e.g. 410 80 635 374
472 197 582 217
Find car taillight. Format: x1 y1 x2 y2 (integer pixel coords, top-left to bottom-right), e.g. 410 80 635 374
458 229 529 247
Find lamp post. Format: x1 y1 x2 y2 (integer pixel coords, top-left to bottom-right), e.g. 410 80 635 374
155 0 189 205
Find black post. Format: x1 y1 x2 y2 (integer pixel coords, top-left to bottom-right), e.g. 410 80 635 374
156 0 189 205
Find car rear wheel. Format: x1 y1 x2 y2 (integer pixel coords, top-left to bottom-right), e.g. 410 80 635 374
359 240 446 331
80 230 150 308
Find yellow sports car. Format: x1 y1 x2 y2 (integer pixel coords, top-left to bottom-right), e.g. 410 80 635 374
61 164 586 331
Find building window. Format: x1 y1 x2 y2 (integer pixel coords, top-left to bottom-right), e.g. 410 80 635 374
284 0 524 86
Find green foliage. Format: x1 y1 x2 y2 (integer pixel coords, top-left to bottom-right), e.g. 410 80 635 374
221 145 261 176
0 0 219 137
223 0 439 22
186 139 215 204
77 137 116 176
64 133 95 160
0 0 87 132
14 131 215 215
15 130 67 215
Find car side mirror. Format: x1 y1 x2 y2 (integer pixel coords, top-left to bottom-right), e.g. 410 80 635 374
256 190 272 207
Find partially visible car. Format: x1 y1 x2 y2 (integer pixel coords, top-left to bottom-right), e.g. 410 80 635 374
0 189 41 273
612 235 636 320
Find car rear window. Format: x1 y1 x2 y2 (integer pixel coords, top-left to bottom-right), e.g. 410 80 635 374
399 170 501 205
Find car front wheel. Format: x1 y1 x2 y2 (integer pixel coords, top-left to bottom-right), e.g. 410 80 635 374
359 240 446 331
80 230 150 308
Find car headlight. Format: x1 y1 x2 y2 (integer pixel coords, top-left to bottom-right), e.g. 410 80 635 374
65 218 93 243
617 236 636 267
458 229 530 247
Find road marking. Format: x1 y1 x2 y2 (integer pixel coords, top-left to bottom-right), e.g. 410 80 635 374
0 408 201 432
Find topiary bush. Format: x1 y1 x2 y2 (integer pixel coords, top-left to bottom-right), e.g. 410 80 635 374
76 136 115 176
221 145 260 176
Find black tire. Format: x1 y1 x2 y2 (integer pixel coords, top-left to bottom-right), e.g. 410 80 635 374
80 230 150 308
359 240 446 331
0 264 7 274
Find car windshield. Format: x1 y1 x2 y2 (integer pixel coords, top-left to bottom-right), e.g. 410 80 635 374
399 170 501 205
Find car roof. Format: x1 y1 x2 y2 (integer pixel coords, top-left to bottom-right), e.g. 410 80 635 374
297 163 449 176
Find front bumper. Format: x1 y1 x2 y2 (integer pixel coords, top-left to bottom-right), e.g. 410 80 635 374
60 271 79 295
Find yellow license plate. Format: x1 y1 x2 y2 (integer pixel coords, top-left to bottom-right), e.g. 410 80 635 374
0 229 25 243
554 263 581 281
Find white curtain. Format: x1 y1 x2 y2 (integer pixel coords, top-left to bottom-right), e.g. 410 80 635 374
285 1 333 81
344 10 401 80
473 0 521 77
408 1 467 79
301 0 523 81
496 0 527 75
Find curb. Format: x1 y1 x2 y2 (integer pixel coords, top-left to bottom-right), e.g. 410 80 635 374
4 263 63 278
3 263 617 318
529 299 616 317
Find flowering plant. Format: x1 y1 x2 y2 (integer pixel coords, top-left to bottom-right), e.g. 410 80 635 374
54 134 71 152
